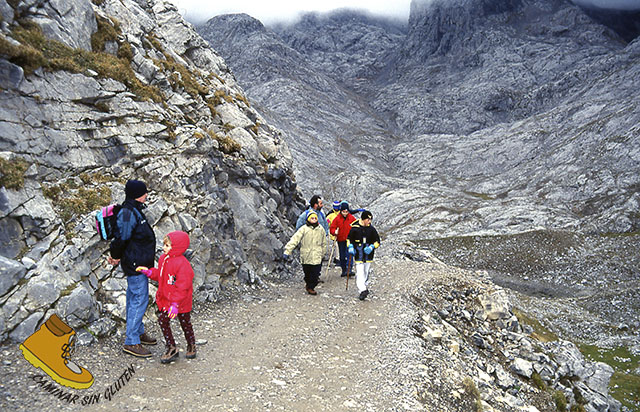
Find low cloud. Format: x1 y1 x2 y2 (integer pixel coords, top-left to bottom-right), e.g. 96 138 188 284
169 0 411 25
572 0 640 10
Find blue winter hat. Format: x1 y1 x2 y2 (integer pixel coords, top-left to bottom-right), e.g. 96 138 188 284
332 200 341 210
340 201 349 211
125 179 148 199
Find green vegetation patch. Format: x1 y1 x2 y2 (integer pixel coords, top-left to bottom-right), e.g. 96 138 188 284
91 15 119 52
0 156 30 190
579 344 640 410
531 372 547 390
512 308 558 342
43 176 113 234
552 390 567 412
1 21 162 102
462 377 483 412
208 130 241 154
146 33 209 99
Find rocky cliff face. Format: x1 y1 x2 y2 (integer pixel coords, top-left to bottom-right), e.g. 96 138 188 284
198 0 640 237
0 0 304 343
197 12 403 200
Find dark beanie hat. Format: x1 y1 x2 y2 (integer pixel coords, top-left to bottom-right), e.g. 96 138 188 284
340 201 349 211
361 210 373 220
125 179 148 199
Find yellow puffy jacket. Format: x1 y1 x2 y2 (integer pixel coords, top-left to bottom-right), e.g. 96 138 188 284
284 223 327 265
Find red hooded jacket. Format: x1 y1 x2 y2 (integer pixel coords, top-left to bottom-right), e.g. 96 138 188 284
330 212 356 242
148 231 194 313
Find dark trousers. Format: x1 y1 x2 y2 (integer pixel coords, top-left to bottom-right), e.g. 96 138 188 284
158 310 195 348
337 241 353 276
302 264 322 290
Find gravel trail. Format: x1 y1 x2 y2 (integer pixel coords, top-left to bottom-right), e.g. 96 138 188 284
1 255 431 412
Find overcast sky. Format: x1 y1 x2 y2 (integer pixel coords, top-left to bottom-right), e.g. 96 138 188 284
168 0 412 25
168 0 640 25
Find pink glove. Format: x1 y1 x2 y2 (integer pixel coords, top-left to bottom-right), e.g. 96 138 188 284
168 303 179 319
136 266 152 277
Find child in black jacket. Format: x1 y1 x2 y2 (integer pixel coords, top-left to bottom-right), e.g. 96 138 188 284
347 210 381 301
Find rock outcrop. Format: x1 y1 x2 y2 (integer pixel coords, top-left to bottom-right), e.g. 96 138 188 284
0 0 303 343
391 244 622 412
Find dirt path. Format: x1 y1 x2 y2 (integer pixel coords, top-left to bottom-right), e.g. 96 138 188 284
1 255 429 412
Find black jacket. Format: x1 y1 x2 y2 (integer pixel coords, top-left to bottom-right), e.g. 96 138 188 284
347 221 381 263
109 199 156 276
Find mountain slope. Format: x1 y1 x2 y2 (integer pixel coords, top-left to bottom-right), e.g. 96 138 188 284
199 0 640 238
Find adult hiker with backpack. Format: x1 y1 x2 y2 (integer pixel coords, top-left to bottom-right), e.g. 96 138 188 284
295 194 329 235
329 201 357 277
107 179 157 358
284 210 327 295
347 210 381 301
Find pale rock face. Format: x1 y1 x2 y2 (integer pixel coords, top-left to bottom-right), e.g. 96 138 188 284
0 0 303 341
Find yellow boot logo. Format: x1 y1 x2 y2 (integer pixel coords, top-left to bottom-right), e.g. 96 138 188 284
19 314 94 389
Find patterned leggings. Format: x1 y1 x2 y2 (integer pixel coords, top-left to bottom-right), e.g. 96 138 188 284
157 311 195 348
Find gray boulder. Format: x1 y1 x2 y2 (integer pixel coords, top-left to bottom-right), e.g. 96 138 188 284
0 255 26 297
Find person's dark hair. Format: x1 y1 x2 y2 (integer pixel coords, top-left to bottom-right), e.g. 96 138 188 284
309 195 322 208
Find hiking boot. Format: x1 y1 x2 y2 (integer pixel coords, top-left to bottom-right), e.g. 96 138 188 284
306 287 317 295
359 290 369 301
160 346 179 364
123 344 152 358
140 332 157 346
186 343 197 359
19 314 94 389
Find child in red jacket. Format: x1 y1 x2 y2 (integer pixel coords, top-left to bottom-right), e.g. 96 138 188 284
137 231 196 363
329 202 357 277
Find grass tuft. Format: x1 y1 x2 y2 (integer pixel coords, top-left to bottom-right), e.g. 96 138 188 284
513 308 558 342
0 156 30 189
3 21 162 102
552 390 567 412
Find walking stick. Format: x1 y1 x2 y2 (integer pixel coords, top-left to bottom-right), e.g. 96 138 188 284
324 240 336 279
345 253 352 290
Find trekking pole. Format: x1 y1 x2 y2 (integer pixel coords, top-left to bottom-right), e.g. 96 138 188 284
324 240 336 279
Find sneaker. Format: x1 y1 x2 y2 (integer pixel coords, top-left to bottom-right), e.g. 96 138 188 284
186 344 197 359
359 290 369 301
123 344 152 358
306 288 317 295
160 346 179 364
140 332 157 346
